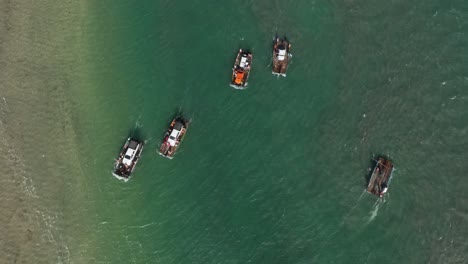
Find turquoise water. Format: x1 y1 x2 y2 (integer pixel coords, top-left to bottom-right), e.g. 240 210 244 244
72 1 342 262
2 0 468 263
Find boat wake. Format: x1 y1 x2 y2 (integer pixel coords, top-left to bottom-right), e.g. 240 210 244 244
340 190 369 229
367 198 385 224
128 222 157 229
348 190 367 213
133 116 144 130
128 116 145 141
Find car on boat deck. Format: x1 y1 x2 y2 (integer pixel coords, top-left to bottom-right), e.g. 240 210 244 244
272 37 292 77
112 138 144 181
168 122 183 146
230 49 253 89
158 116 190 159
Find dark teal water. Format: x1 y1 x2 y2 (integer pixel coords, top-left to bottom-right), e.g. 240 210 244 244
2 0 468 263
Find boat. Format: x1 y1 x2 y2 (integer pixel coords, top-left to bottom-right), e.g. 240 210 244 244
367 157 394 197
230 49 253 89
112 137 144 181
272 37 292 77
158 116 190 159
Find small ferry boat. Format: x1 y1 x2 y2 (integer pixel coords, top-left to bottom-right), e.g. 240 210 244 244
158 116 190 159
272 37 291 77
230 49 253 89
112 138 144 181
367 157 394 197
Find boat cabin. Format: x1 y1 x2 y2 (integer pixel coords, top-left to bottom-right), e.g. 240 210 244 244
277 45 286 61
240 56 249 68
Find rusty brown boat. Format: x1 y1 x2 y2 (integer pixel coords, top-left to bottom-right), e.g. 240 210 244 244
272 37 291 77
367 157 394 197
158 115 190 159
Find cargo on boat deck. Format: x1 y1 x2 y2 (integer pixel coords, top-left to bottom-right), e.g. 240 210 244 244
367 157 394 197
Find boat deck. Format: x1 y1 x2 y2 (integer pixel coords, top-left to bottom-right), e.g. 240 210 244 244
367 157 394 197
272 58 288 75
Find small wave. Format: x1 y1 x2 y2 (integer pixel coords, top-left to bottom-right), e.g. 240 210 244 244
1 97 10 112
128 222 157 229
367 198 385 224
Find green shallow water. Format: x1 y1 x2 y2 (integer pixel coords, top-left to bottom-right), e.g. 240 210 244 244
2 0 468 263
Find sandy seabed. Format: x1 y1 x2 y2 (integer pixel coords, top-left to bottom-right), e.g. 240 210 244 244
0 1 88 263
